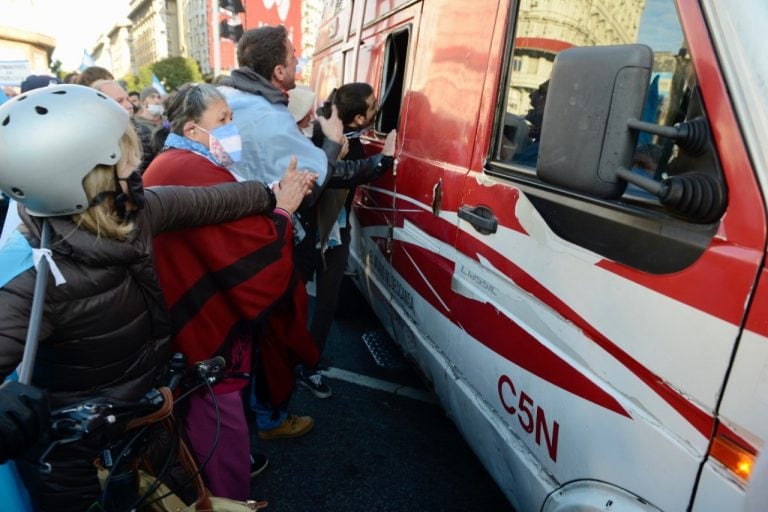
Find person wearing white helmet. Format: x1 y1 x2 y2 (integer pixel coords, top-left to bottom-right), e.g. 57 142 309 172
0 84 313 511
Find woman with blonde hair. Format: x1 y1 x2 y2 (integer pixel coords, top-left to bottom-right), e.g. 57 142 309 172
0 83 312 511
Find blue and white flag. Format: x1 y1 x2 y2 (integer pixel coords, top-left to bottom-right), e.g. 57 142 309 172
79 49 95 72
151 73 167 96
0 226 66 289
0 229 34 289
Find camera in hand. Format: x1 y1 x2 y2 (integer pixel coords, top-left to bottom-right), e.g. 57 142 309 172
316 88 337 119
316 100 332 119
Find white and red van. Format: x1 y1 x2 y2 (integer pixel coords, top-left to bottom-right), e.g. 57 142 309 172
309 0 768 510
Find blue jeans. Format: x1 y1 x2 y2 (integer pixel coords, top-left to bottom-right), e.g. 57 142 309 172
249 377 288 430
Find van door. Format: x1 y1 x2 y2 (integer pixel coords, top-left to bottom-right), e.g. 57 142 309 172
341 1 425 339
454 1 766 511
377 0 505 380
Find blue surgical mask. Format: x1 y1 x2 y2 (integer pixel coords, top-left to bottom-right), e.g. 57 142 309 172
195 122 242 167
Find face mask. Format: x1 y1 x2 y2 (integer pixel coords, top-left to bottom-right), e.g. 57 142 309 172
196 123 242 167
115 170 146 218
147 104 164 116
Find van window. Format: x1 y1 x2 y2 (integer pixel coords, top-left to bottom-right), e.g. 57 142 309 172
376 28 410 134
489 0 725 274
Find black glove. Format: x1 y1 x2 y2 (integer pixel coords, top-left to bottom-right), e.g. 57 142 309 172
0 380 49 464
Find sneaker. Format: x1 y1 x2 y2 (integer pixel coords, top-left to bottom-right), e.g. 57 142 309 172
297 367 333 399
258 414 314 440
250 453 269 477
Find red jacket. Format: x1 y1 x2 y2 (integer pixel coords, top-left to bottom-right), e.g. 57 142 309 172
144 149 318 402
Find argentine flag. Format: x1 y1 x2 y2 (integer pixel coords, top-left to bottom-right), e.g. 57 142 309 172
151 73 167 96
0 231 38 510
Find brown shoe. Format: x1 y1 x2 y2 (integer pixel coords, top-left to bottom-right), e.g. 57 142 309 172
258 414 314 440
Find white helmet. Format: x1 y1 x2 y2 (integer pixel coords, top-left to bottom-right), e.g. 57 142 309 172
0 84 129 217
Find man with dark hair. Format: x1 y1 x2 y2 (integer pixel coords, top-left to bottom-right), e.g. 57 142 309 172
216 25 346 440
333 83 378 129
218 25 344 199
296 82 396 395
127 90 141 113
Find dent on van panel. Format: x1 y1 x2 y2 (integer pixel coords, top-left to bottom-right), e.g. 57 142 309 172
514 192 602 264
475 172 500 187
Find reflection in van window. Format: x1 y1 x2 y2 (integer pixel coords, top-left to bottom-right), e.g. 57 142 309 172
497 0 690 199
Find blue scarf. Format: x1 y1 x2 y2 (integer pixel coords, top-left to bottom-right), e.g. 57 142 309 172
164 132 227 168
0 229 33 289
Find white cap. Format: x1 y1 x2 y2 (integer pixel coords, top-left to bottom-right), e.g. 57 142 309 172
287 85 316 123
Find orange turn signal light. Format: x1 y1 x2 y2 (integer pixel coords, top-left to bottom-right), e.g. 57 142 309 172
710 434 756 480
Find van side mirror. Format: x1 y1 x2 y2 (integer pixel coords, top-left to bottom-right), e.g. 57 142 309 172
537 44 653 199
537 44 727 224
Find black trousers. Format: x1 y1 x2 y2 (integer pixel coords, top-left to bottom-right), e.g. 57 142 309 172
309 227 351 354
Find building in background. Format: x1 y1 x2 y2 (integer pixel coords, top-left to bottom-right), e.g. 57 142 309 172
299 0 323 81
90 19 133 79
128 0 182 70
1 0 327 85
0 0 55 87
207 0 309 78
125 0 314 79
179 0 211 74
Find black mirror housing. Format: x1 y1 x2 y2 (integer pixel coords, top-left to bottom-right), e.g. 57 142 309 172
537 44 653 198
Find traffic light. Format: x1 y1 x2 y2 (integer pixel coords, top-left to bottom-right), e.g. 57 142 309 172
218 0 245 14
220 20 244 42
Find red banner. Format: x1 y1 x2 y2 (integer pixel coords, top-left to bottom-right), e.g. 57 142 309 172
244 0 304 58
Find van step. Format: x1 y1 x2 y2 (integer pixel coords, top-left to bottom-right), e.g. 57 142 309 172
361 330 409 371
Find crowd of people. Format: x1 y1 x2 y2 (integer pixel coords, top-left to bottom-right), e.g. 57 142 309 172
0 23 395 511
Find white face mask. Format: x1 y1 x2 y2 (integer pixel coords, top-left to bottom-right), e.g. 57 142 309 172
147 104 164 116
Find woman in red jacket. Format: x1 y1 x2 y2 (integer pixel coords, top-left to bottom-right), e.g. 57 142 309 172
144 83 319 501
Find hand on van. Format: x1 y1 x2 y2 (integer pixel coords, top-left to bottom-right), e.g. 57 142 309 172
274 156 318 214
316 104 346 146
382 129 397 157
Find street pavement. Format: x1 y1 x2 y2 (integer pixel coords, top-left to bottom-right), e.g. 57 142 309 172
248 277 513 511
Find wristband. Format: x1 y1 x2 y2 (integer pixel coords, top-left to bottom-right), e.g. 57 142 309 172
274 207 293 220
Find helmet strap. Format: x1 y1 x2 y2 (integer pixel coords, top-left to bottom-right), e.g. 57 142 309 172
89 191 115 208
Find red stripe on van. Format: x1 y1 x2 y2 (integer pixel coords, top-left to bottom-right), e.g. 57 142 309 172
454 231 713 437
391 238 631 418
